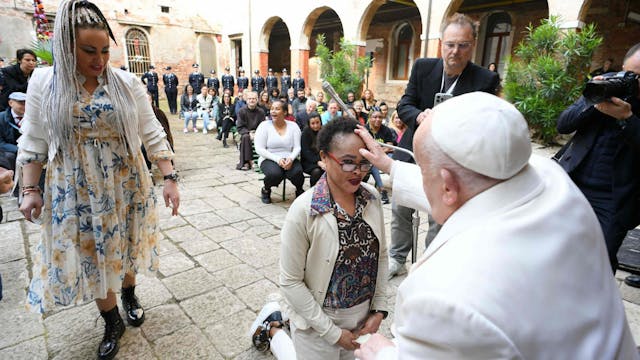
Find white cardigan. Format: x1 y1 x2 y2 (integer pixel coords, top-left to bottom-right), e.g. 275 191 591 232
279 181 388 345
18 67 171 163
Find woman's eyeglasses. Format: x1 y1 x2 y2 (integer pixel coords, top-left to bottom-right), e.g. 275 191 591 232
326 152 373 172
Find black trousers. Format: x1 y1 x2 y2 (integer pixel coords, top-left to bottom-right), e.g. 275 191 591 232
149 88 159 108
580 186 629 272
260 159 304 190
165 89 178 114
305 167 324 187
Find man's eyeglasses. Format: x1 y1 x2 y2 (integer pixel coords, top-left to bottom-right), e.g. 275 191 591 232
326 152 373 172
443 41 473 50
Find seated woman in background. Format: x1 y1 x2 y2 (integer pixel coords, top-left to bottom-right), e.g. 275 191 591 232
181 84 198 133
353 101 368 126
364 108 395 204
259 90 271 116
361 89 377 114
217 92 236 148
270 87 281 103
388 110 406 144
300 112 324 187
279 118 388 358
208 87 220 133
196 85 213 134
254 100 304 204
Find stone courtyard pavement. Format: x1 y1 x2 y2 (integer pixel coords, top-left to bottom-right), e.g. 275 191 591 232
1 117 640 359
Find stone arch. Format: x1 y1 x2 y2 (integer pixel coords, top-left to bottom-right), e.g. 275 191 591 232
299 6 345 51
259 16 288 52
357 0 386 44
198 35 217 76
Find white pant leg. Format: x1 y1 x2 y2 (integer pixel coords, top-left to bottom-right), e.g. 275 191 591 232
291 301 370 360
271 330 297 360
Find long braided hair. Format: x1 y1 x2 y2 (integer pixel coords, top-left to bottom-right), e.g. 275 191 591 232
44 0 140 159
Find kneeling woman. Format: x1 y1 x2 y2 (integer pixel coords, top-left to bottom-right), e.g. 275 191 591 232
280 119 388 359
255 100 305 204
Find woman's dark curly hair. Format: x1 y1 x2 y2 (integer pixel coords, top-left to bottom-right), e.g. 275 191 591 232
317 118 360 153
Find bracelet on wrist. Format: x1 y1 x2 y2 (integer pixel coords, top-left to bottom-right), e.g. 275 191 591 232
21 185 42 195
163 172 179 182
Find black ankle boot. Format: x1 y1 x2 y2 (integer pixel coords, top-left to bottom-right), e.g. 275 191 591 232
121 286 145 327
261 187 271 204
98 306 125 360
223 138 229 148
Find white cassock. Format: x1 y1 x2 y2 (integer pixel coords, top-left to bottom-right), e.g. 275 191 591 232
376 155 638 359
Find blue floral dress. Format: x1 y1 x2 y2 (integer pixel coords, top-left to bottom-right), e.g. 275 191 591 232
25 80 169 313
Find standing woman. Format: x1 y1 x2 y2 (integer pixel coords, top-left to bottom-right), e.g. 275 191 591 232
280 119 388 359
0 48 37 111
217 92 235 148
254 100 304 204
17 1 180 359
361 89 377 115
181 84 198 133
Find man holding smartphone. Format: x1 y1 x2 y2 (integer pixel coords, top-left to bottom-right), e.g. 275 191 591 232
390 13 500 278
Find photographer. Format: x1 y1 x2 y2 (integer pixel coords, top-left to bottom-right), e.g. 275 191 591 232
556 43 640 282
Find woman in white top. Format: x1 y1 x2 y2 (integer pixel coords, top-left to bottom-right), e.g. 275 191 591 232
17 1 180 359
255 100 304 203
196 85 213 134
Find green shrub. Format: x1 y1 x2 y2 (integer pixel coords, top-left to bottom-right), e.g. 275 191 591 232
504 16 602 144
315 34 370 100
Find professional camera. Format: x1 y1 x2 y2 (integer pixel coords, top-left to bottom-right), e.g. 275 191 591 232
583 71 639 103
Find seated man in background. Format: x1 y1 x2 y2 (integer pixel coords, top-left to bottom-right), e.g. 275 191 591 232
294 99 317 130
236 91 265 170
354 92 637 359
0 92 26 171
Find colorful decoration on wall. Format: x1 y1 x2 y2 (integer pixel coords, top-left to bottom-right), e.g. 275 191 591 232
33 0 52 40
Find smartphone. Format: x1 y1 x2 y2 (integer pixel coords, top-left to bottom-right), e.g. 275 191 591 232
434 92 453 105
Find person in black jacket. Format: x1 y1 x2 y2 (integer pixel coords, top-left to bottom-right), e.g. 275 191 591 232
556 43 640 279
237 67 249 92
281 68 291 94
0 49 36 111
236 91 265 170
141 65 159 107
217 92 236 148
300 112 324 186
162 66 179 114
391 12 499 278
181 84 199 133
221 66 235 95
207 69 220 95
189 63 205 94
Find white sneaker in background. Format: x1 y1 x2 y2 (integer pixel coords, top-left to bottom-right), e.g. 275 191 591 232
388 258 407 279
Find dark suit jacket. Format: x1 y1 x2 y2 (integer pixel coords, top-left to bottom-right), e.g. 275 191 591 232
396 58 499 162
556 96 640 228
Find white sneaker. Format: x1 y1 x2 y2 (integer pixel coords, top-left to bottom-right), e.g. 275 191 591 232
388 258 407 279
249 301 282 338
183 128 188 133
193 128 198 133
203 128 207 134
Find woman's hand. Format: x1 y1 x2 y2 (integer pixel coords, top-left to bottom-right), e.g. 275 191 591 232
337 329 359 351
356 312 384 336
0 168 13 194
163 180 180 216
19 192 44 223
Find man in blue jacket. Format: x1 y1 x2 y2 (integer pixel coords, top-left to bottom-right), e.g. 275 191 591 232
0 92 25 171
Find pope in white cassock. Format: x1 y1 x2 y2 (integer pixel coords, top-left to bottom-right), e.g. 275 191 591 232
354 92 638 360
